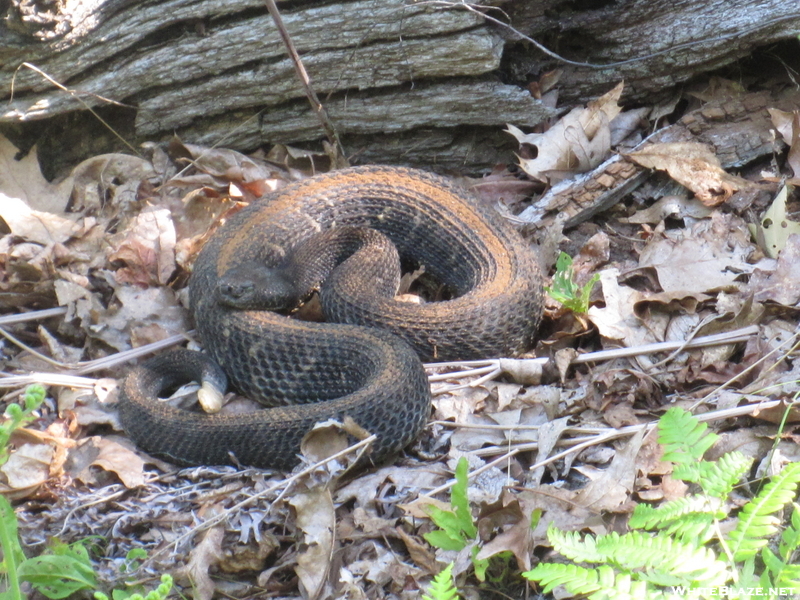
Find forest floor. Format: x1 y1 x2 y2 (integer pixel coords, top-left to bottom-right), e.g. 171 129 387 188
1 70 800 600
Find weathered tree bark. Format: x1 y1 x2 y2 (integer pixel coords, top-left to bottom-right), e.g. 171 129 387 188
1 0 798 176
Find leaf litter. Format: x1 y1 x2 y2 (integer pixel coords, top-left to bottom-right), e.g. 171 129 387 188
0 77 799 599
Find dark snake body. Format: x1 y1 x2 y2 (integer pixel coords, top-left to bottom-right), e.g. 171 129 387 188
120 166 544 469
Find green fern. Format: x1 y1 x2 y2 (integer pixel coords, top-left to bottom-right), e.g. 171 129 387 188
779 503 800 563
525 408 800 600
727 462 800 561
693 451 753 499
422 562 459 600
657 408 718 459
546 526 729 587
629 495 723 530
524 562 671 600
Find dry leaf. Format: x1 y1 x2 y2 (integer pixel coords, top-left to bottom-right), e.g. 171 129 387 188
507 82 623 182
109 207 177 286
621 195 713 224
291 488 335 600
69 436 146 488
574 428 645 511
179 522 225 600
69 153 156 214
751 234 800 306
749 184 800 258
0 133 74 212
587 269 657 348
625 142 747 206
0 443 53 491
0 195 82 245
769 108 800 178
638 213 753 294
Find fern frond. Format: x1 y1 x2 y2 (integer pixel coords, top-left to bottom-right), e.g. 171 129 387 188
523 562 606 595
728 462 800 561
659 512 717 545
672 462 702 483
658 408 718 464
595 531 729 585
525 563 679 600
547 526 602 563
779 503 800 560
422 562 459 600
696 451 753 499
630 495 723 530
762 546 800 589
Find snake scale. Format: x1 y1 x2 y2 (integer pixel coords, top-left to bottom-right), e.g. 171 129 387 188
120 166 544 469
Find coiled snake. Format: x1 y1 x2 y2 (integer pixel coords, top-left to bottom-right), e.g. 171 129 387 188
120 166 544 469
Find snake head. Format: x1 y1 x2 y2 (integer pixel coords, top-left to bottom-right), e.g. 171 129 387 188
217 262 299 310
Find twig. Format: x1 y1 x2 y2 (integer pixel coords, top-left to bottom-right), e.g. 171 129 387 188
13 63 140 156
0 307 67 326
141 434 376 567
425 325 758 392
420 397 788 499
262 0 347 164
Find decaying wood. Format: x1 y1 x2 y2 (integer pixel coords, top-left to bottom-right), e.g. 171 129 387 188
504 0 800 102
1 0 557 173
517 89 800 229
1 0 799 174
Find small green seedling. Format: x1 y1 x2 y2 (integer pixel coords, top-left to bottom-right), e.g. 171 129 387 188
545 252 600 314
423 458 491 580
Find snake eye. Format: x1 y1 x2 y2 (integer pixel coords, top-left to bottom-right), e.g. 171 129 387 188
217 280 256 306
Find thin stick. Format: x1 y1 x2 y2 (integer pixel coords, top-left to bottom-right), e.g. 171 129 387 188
263 0 347 163
16 63 140 156
142 434 376 566
0 307 67 326
420 398 786 499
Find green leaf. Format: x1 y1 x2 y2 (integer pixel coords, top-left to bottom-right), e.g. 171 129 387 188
422 458 477 553
545 252 599 314
18 553 98 599
547 526 603 563
0 495 25 600
523 562 607 595
470 546 489 582
423 529 466 552
452 458 476 539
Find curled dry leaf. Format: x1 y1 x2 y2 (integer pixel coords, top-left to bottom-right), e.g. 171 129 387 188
178 520 225 600
69 153 157 214
507 81 623 183
768 108 800 178
625 142 749 206
170 137 284 198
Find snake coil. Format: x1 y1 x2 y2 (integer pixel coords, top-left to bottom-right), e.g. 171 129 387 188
120 166 543 469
